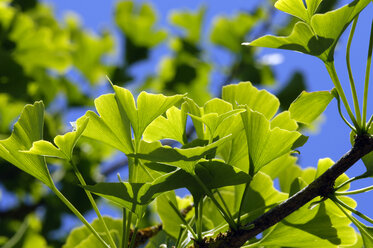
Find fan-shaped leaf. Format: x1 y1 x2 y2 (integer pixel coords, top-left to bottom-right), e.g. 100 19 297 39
25 117 89 161
111 85 185 146
0 101 53 188
222 82 279 119
241 108 301 173
247 0 371 62
143 105 187 145
289 90 333 125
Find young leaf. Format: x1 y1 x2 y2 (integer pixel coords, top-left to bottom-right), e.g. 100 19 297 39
63 216 122 248
241 108 302 173
77 93 134 154
111 85 185 146
270 111 298 131
24 116 89 161
258 200 357 247
289 90 333 126
143 105 187 145
222 81 279 119
0 101 54 188
84 160 250 215
274 0 323 24
247 0 371 62
128 135 232 174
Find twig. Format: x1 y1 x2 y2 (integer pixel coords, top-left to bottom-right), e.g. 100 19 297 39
200 134 373 248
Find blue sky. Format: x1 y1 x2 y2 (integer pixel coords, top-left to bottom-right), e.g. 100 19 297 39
42 0 373 227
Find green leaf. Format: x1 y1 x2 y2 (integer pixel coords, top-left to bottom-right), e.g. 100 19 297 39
184 97 205 139
83 182 148 217
0 101 54 188
235 172 288 224
222 82 279 119
241 108 302 173
111 85 185 146
143 105 187 145
66 14 114 84
128 135 231 173
155 192 183 239
274 0 323 24
289 90 333 126
115 1 167 48
258 200 357 247
210 11 264 52
271 111 298 131
78 93 134 154
63 216 122 248
24 116 89 161
247 0 371 62
84 159 250 215
353 220 373 248
170 7 205 44
189 108 245 139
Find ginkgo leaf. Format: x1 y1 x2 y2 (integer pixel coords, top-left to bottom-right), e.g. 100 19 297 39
0 101 54 188
111 85 185 146
189 109 245 139
63 216 122 248
247 0 371 62
258 200 357 247
270 111 298 131
143 105 187 145
128 135 232 174
222 82 279 119
24 117 89 161
84 182 149 217
184 97 205 139
289 90 333 125
274 0 323 24
77 93 134 154
241 107 302 173
352 220 373 248
84 159 250 215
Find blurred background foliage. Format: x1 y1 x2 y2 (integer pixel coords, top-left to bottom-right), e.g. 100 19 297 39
0 0 338 247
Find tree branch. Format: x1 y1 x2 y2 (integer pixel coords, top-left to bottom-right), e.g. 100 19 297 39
203 134 373 248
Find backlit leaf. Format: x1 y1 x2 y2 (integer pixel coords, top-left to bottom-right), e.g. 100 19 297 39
241 108 301 173
128 135 231 173
222 82 279 119
111 85 185 146
289 90 333 126
247 0 371 62
143 105 187 145
25 116 89 161
63 216 122 248
77 93 134 154
0 101 53 188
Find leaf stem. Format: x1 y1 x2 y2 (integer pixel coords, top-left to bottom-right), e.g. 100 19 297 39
215 189 234 223
121 209 127 248
237 182 251 227
346 16 362 126
331 200 373 241
124 210 133 248
192 174 238 230
331 195 373 225
333 89 357 132
334 176 361 191
167 199 198 240
70 161 117 248
51 185 110 248
128 217 141 248
175 225 186 248
325 62 360 132
335 184 373 195
363 17 373 130
196 199 203 241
